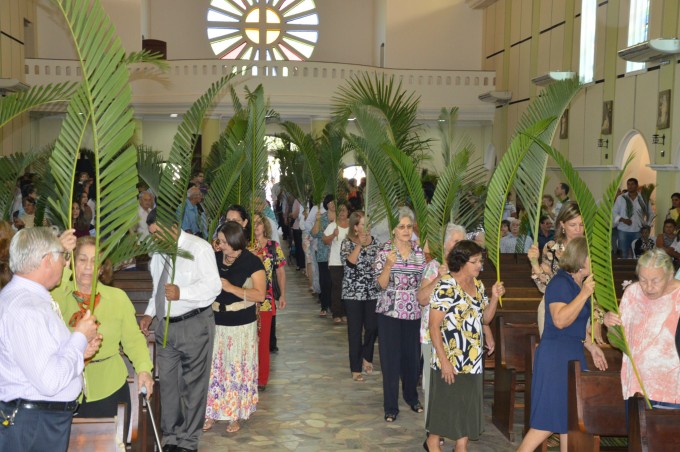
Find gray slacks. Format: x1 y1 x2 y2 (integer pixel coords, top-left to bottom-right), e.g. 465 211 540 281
155 308 215 450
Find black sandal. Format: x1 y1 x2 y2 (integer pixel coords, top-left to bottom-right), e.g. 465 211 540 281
384 412 397 422
410 401 424 413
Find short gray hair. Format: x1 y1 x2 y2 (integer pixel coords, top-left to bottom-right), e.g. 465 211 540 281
636 248 674 276
396 206 415 223
444 223 466 244
9 227 62 274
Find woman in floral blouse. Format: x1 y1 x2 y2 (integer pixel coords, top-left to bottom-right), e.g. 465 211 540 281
340 211 380 382
426 240 504 452
375 207 426 422
250 212 287 391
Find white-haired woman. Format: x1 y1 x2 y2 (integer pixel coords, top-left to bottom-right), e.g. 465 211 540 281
375 207 426 422
604 248 680 409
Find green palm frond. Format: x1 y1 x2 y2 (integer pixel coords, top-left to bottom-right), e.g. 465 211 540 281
514 79 582 242
154 73 236 345
279 121 324 205
0 82 77 129
274 141 307 203
332 72 431 166
242 85 269 240
136 145 164 194
381 141 429 246
45 86 91 231
122 49 169 70
155 73 236 238
526 135 649 406
318 122 348 201
426 148 475 261
53 0 140 272
204 149 248 236
483 118 553 282
437 107 472 167
347 103 403 230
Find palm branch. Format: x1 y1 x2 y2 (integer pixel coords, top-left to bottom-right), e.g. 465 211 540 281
318 122 348 202
279 121 324 205
203 150 248 237
437 107 472 167
426 148 482 262
526 135 650 407
332 72 431 166
0 82 77 129
346 103 403 231
136 145 164 194
513 79 582 247
483 118 554 293
122 49 169 69
153 72 236 344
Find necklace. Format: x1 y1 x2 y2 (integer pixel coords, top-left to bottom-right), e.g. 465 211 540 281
223 250 242 266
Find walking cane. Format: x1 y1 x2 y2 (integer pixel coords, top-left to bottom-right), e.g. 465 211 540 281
140 386 163 451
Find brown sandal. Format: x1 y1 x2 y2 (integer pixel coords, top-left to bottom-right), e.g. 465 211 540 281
352 372 364 382
202 418 215 432
226 420 241 433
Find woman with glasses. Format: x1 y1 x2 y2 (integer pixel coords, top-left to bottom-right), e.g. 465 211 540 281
375 207 426 422
52 236 153 417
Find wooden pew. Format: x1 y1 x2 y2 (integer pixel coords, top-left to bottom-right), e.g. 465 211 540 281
69 403 126 451
628 395 680 452
111 270 153 318
567 360 627 452
491 316 539 441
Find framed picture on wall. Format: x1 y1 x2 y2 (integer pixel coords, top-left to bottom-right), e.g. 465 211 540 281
601 100 613 135
657 89 671 130
559 109 569 139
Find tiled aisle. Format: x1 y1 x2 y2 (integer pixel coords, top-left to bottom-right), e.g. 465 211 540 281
201 259 520 451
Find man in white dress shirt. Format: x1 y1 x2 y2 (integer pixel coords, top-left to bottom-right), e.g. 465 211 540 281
0 228 100 451
139 209 221 452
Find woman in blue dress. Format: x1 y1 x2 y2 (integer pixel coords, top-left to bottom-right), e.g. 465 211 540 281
518 237 609 452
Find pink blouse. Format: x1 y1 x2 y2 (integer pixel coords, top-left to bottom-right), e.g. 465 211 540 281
619 283 680 403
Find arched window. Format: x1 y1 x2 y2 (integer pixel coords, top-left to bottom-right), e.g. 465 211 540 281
626 0 650 73
579 0 597 83
207 0 319 61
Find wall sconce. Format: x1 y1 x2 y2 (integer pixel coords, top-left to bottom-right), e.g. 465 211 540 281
597 138 609 148
652 133 665 145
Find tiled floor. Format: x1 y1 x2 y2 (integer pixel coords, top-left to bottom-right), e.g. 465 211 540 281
200 260 521 451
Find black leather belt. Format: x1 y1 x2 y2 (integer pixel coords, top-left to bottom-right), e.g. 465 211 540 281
4 399 78 412
167 305 210 323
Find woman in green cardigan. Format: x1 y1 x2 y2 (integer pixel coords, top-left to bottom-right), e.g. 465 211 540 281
52 236 153 417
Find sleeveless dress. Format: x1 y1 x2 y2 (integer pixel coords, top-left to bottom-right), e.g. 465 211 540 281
529 269 590 433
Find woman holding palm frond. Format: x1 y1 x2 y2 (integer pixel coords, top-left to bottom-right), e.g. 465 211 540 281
527 201 603 341
375 207 426 422
604 249 680 410
519 237 608 452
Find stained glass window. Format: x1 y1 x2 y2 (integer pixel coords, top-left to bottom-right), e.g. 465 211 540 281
207 0 319 61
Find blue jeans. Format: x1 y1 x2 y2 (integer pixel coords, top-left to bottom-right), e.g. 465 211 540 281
617 229 640 258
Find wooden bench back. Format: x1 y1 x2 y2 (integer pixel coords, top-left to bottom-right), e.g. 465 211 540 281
496 316 538 371
628 395 680 452
69 403 126 451
567 360 626 438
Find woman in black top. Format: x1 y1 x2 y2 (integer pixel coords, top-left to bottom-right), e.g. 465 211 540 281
203 222 266 434
340 211 380 381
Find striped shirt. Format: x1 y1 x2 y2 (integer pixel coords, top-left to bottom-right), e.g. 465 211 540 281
0 275 87 402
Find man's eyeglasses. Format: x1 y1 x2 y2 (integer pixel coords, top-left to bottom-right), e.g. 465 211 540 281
44 251 71 261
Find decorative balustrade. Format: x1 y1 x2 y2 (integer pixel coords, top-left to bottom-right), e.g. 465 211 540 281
25 59 496 120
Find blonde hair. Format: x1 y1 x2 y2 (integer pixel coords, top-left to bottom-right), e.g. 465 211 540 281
559 236 589 273
347 211 365 241
555 201 581 244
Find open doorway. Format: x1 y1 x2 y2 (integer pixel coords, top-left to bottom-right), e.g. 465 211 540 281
616 130 657 221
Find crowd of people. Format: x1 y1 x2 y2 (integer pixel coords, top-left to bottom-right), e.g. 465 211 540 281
0 171 679 452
